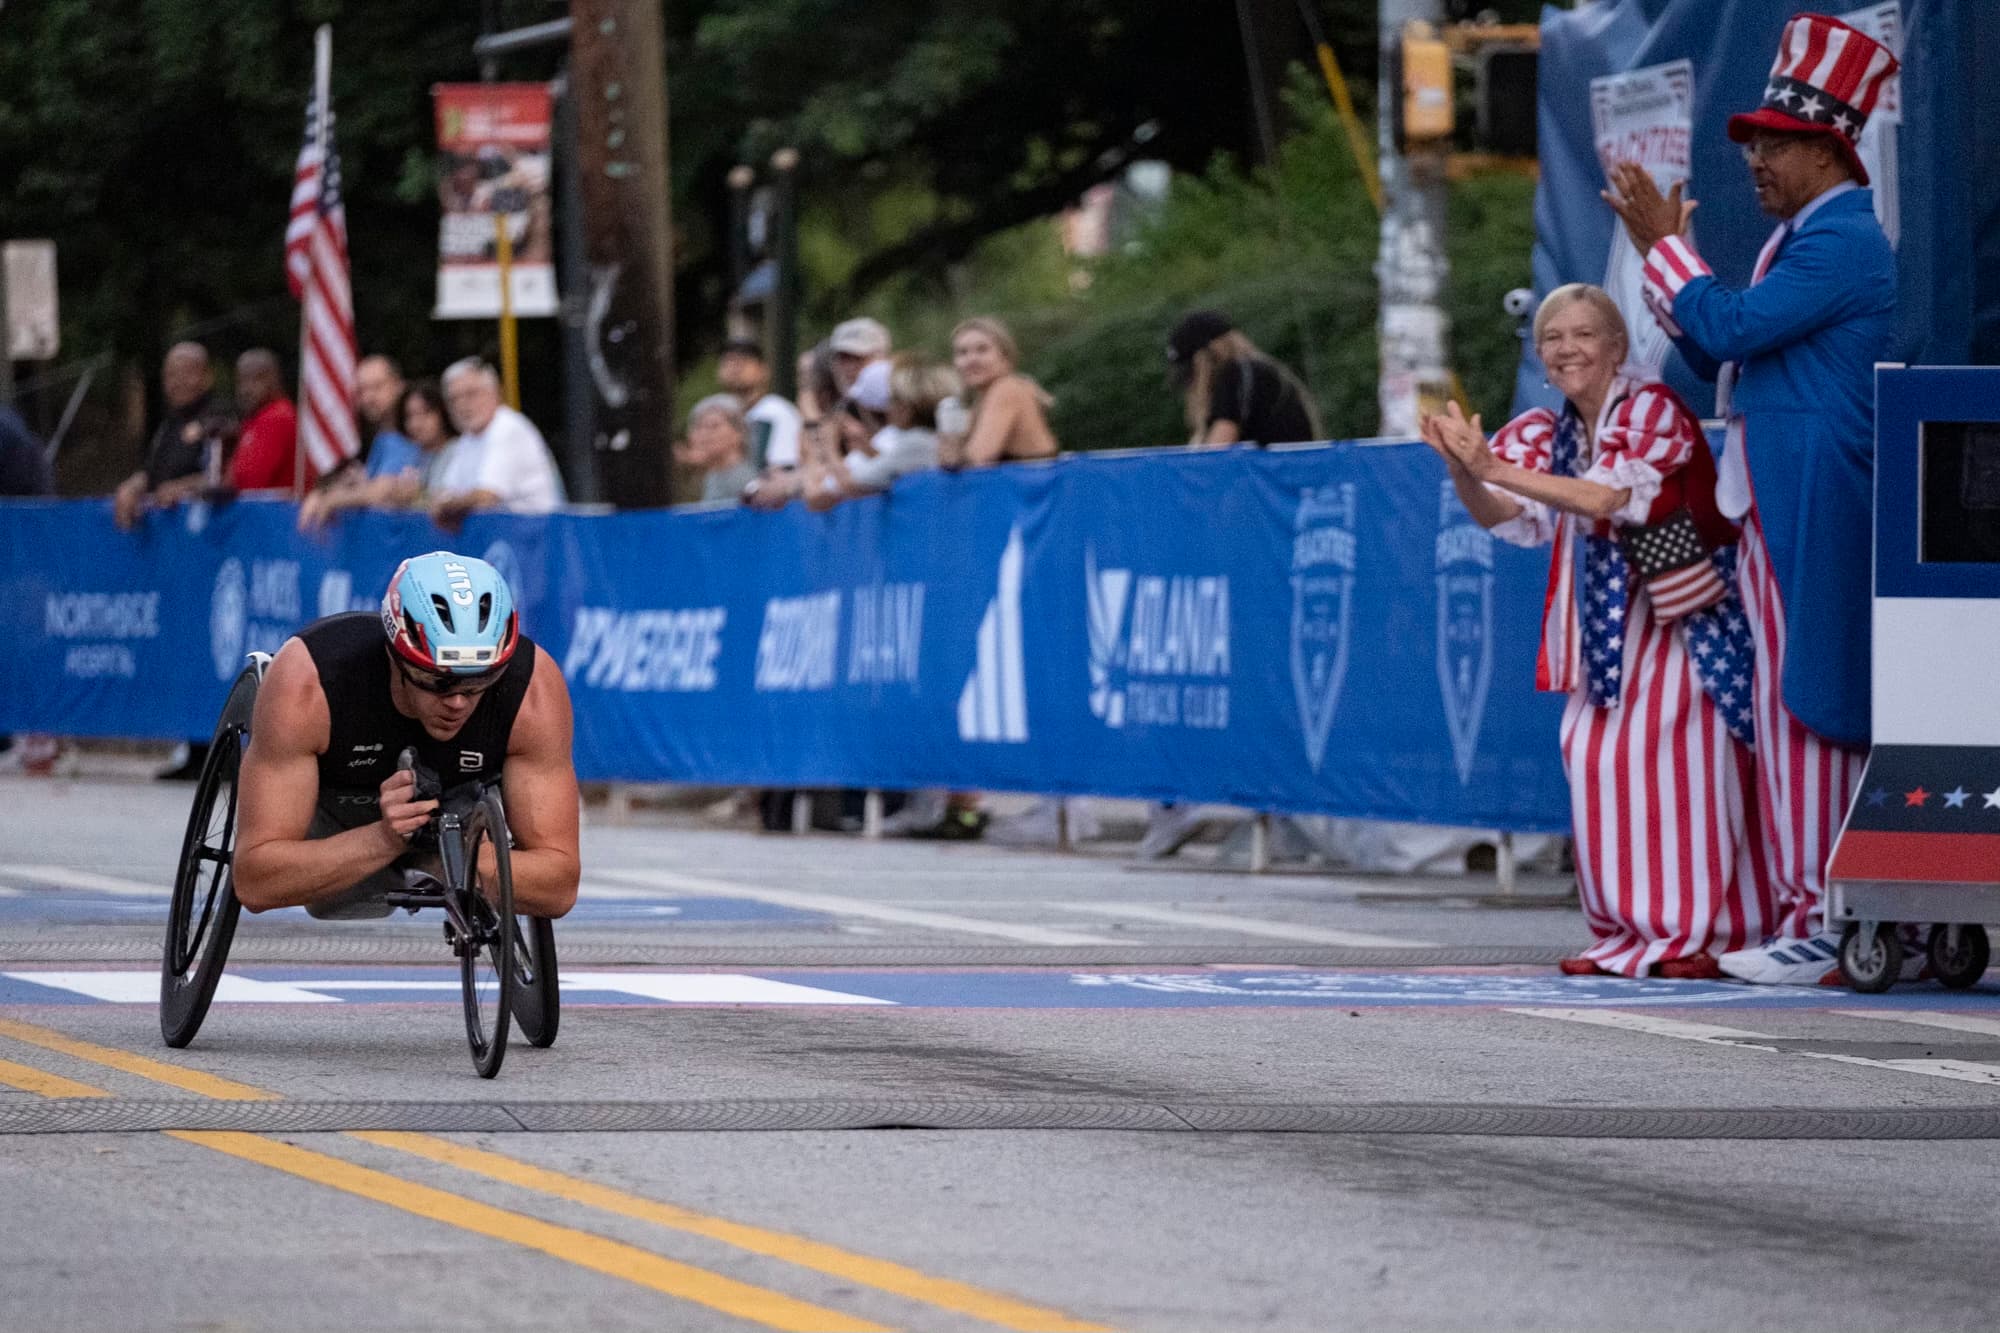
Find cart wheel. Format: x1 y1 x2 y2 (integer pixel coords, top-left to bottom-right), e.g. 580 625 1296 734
1840 921 1902 994
1927 924 1990 990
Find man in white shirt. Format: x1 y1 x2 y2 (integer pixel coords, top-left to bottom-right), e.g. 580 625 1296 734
430 358 566 522
717 337 802 470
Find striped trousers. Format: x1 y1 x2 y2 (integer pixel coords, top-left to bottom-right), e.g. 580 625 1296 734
1559 589 1774 977
1736 514 1868 939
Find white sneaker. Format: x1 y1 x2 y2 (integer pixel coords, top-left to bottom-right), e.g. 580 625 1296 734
1717 931 1843 986
880 789 949 836
1137 803 1209 861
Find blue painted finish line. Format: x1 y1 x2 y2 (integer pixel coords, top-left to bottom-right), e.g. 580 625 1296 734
2 967 1998 1010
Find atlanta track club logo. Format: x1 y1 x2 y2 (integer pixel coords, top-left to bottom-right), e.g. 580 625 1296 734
1434 480 1495 785
210 557 247 682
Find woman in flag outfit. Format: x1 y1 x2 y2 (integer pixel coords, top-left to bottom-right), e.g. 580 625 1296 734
1422 285 1771 978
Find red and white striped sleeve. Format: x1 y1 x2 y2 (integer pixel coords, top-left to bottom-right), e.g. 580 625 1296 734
1640 235 1712 337
1587 384 1700 526
1488 408 1557 473
1485 408 1560 547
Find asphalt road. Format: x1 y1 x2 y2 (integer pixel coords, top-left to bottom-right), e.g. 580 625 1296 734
4 768 2000 1332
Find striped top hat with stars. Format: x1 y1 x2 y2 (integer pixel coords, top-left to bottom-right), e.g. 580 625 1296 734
1727 12 1899 186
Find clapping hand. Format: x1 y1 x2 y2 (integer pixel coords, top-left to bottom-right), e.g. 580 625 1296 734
1601 160 1698 255
1419 402 1494 480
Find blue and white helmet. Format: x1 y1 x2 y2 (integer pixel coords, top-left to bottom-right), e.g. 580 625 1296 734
381 551 519 676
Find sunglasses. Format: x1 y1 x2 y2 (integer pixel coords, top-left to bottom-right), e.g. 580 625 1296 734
397 659 502 698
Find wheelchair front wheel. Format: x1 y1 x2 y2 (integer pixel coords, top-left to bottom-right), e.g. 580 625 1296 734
457 788 516 1078
160 665 259 1047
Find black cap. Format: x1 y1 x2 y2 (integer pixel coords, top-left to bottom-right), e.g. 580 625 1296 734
720 337 766 362
1166 309 1233 364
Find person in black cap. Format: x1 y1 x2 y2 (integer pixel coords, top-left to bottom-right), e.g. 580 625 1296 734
717 336 803 473
1166 309 1321 447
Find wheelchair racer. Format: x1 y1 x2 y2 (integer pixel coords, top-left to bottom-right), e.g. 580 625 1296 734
233 552 580 920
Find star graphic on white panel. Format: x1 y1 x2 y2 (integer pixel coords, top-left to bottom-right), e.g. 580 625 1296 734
1798 94 1825 119
1984 786 2000 810
1944 787 1971 809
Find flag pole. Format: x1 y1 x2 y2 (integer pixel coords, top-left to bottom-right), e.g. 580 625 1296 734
297 24 332 500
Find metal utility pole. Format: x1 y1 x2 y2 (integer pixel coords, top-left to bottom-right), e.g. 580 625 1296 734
768 148 800 403
1376 0 1453 438
569 0 676 508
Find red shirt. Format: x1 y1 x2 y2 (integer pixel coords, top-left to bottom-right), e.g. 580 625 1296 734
227 397 310 491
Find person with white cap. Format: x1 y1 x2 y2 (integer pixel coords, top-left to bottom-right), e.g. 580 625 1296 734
827 316 892 394
1604 11 1900 985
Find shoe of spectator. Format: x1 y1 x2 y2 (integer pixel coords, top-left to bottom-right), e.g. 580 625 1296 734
1558 955 1608 976
880 789 948 836
1653 952 1725 981
1136 803 1211 861
914 808 987 841
1717 931 1842 986
155 742 208 782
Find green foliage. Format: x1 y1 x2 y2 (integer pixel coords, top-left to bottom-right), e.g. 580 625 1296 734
835 81 1535 453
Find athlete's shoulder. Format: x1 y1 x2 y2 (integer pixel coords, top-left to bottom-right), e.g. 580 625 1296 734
509 645 574 758
252 638 331 755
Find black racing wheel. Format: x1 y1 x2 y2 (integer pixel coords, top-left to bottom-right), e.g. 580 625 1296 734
1927 924 1990 991
160 663 260 1047
456 788 516 1079
511 915 561 1048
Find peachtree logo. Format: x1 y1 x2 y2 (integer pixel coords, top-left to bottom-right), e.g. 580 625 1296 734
210 558 247 681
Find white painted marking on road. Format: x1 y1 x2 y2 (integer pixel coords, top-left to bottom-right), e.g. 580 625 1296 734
4 972 338 1004
1053 901 1433 949
560 971 896 1006
1838 1010 2000 1039
1511 1007 2000 1090
0 887 19 898
0 865 170 898
1507 1008 1777 1043
595 869 1118 947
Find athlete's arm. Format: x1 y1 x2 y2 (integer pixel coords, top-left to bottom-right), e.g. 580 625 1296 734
494 646 581 918
232 639 438 912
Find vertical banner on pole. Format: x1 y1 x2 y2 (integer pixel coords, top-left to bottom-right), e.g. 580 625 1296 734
1589 58 1693 375
432 83 558 319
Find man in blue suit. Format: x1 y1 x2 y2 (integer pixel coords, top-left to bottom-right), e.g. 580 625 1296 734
1605 12 1900 985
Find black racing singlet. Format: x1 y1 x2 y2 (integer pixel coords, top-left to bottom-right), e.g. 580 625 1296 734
298 612 537 828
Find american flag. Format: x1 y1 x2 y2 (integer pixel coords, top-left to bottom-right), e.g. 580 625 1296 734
285 80 360 482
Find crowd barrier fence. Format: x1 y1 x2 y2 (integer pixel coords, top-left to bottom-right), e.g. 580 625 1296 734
1 443 1573 834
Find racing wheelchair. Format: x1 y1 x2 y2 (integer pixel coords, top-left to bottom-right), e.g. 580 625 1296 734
158 654 560 1078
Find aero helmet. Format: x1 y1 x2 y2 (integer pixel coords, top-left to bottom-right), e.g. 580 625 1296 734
381 551 519 676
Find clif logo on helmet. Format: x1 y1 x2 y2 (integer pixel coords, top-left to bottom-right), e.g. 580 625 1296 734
382 551 520 676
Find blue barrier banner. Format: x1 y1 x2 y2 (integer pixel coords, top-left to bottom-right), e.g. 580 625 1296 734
0 445 1572 832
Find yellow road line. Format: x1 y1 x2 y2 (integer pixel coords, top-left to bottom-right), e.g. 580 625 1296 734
356 1132 1114 1333
0 1014 1112 1331
0 1016 276 1101
0 1055 110 1099
171 1131 890 1333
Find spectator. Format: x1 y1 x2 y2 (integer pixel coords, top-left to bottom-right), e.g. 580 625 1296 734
1166 309 1321 446
938 317 1058 468
354 354 420 479
717 337 802 471
1422 284 1765 980
298 379 455 530
0 404 62 775
226 348 307 491
827 316 891 394
429 358 565 522
111 341 236 531
677 393 759 503
1606 13 1899 986
805 357 957 509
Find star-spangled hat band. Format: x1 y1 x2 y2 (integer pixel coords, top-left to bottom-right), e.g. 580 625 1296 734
1726 12 1898 186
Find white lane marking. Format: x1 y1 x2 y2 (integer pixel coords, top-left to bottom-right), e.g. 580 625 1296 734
1507 1008 1778 1042
595 869 1117 947
0 887 19 899
1053 901 1433 949
559 972 894 1005
4 972 338 1004
0 865 170 898
1838 1010 2000 1039
1510 1007 2000 1090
